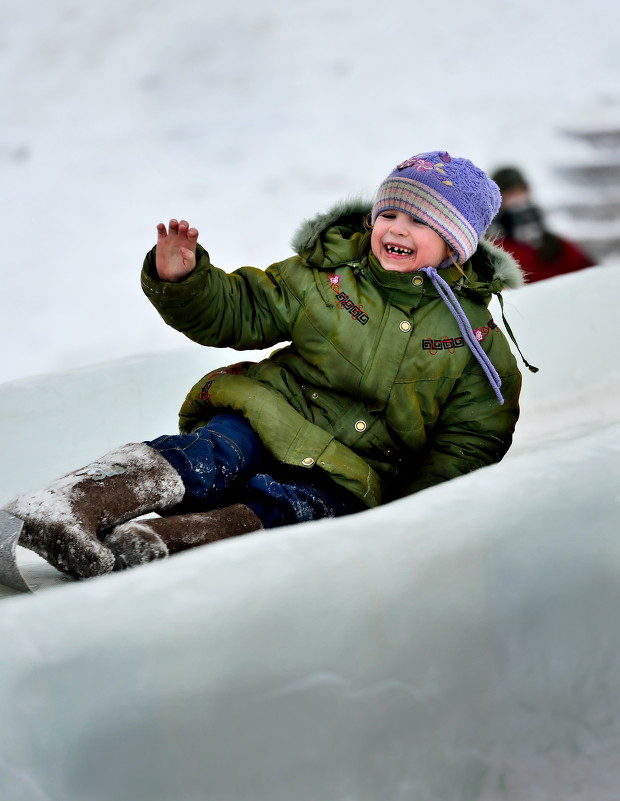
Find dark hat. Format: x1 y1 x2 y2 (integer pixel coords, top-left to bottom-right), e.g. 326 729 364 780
491 166 529 193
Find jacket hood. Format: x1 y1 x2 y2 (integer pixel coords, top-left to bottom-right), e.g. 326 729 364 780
291 197 371 253
290 198 525 291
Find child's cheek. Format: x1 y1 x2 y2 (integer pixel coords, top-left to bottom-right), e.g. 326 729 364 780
370 229 382 260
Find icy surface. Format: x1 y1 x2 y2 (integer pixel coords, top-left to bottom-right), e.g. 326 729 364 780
1 0 620 798
1 267 620 800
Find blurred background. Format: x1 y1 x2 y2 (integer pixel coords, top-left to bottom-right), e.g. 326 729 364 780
2 0 620 384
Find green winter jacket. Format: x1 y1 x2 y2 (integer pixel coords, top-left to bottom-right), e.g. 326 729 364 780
141 200 523 508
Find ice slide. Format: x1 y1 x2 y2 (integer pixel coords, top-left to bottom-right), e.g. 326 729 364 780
1 265 619 800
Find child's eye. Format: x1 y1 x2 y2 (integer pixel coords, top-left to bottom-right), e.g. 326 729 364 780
410 218 425 227
380 212 396 219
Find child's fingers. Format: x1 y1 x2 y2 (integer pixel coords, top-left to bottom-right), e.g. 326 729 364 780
176 220 199 243
156 218 197 244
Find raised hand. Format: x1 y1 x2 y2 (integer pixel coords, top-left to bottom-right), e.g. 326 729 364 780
155 219 199 282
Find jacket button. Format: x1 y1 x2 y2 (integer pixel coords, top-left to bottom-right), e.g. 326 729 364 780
355 420 367 432
311 392 319 400
412 275 424 286
302 457 315 467
400 320 411 332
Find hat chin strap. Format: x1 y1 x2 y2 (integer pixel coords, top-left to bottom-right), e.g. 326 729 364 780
420 266 504 405
437 256 454 270
436 245 460 271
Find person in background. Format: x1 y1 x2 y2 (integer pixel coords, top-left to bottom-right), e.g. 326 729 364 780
489 166 596 283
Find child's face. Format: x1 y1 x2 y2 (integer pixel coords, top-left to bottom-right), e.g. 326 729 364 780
371 211 449 273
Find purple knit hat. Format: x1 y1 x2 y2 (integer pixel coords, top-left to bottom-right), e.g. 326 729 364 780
371 151 501 263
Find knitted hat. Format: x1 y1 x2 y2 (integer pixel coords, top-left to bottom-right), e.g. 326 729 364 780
371 151 501 263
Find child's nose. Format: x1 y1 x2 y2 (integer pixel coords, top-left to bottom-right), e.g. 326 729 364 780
389 220 408 235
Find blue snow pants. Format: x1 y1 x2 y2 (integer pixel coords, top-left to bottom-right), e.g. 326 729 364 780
145 413 361 528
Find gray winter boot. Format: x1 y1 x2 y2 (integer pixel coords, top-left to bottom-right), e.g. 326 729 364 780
103 504 263 570
2 443 186 579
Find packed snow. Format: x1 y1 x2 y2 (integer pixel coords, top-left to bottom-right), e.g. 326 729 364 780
1 265 620 800
1 0 620 799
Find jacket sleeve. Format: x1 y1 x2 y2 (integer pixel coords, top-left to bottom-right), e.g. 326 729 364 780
392 367 522 498
140 244 301 350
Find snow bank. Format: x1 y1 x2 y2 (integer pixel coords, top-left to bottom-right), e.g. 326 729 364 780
0 346 265 504
1 266 620 800
1 423 619 801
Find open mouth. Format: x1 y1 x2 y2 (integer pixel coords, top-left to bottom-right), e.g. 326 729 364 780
385 244 414 256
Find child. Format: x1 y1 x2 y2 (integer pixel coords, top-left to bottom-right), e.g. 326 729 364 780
2 151 524 580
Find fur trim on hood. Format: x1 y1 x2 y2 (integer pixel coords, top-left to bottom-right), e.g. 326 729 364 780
290 198 524 290
473 239 525 289
290 197 371 254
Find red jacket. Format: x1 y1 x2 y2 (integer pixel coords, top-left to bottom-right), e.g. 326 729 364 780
498 237 595 283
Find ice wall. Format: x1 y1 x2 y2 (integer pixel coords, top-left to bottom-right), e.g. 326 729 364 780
1 266 620 801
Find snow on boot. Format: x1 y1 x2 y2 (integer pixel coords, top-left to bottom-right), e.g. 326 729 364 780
103 504 263 570
2 443 185 580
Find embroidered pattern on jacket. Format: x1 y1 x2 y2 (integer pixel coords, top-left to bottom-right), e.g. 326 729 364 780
327 273 369 325
474 326 489 342
424 320 497 354
199 362 248 402
473 319 498 342
422 337 465 355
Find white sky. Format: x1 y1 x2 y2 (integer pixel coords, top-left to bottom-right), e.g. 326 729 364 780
2 0 620 384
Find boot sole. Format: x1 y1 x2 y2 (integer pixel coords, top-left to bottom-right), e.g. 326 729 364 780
0 511 72 593
0 511 32 592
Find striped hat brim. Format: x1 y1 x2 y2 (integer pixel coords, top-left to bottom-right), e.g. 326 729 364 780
372 177 478 263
